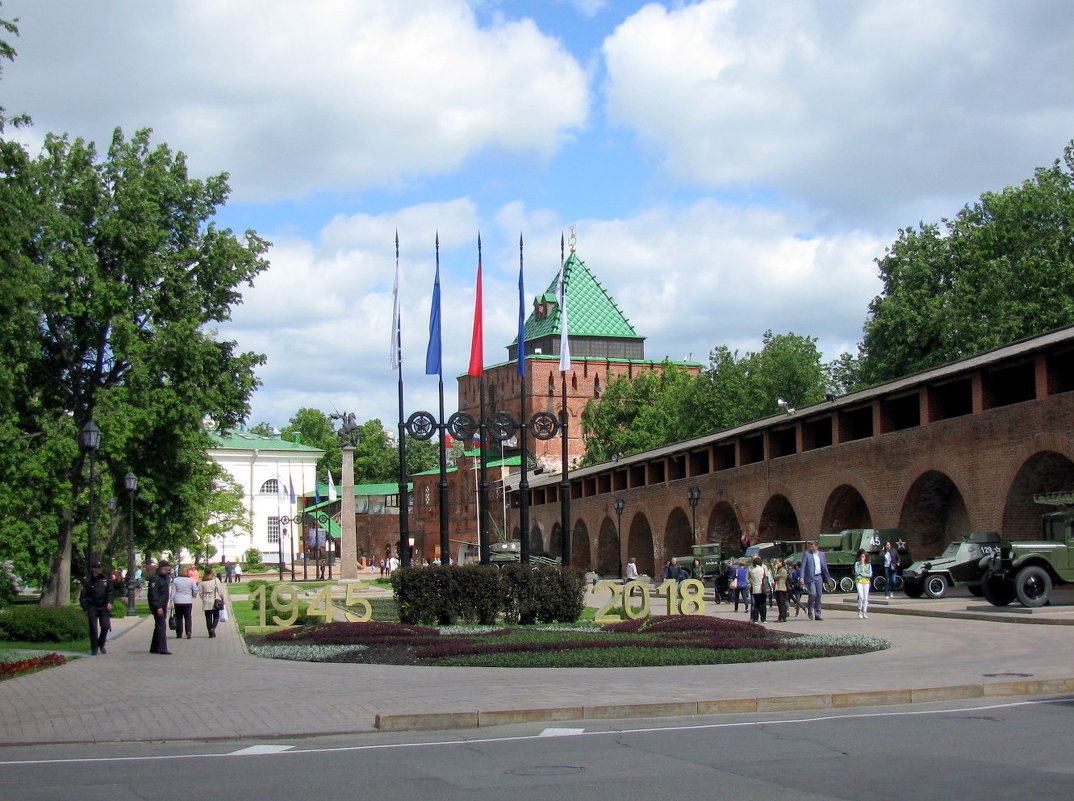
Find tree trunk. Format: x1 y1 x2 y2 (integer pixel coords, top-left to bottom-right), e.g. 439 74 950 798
38 509 73 606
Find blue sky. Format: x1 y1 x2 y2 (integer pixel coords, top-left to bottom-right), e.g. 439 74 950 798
4 0 1074 431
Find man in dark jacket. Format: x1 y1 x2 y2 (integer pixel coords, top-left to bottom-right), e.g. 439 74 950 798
147 560 173 655
79 561 114 655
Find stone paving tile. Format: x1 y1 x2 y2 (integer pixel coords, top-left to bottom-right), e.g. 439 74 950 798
2 593 1073 744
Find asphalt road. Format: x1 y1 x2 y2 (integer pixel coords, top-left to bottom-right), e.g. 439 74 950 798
1 696 1071 801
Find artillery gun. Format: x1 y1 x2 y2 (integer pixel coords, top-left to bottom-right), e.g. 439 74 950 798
488 539 561 569
818 529 911 593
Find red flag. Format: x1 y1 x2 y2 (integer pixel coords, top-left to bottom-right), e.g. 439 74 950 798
468 237 484 376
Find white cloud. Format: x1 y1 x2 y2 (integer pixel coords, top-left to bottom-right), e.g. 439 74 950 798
3 0 589 202
602 0 1074 228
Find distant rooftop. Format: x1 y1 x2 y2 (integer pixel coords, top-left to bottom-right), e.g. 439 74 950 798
208 430 325 454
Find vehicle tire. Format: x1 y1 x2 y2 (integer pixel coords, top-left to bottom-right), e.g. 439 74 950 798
967 584 983 597
902 579 924 599
823 578 837 593
924 573 949 599
1013 565 1052 608
872 576 886 592
839 576 855 593
980 573 1015 607
891 575 904 591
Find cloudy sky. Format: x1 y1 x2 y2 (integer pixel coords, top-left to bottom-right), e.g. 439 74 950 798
3 0 1073 430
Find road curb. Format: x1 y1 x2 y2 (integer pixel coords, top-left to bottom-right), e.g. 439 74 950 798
373 676 1074 732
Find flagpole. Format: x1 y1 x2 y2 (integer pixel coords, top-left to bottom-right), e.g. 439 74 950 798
517 234 530 565
432 234 450 564
394 231 412 568
559 232 571 567
474 234 491 565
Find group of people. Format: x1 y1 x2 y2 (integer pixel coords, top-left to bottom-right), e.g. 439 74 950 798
146 561 228 654
724 541 846 622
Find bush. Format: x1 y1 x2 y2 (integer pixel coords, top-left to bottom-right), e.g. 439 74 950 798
0 605 87 642
391 565 586 626
243 548 264 571
110 599 127 618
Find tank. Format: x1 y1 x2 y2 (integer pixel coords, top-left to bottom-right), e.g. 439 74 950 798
902 531 1004 599
819 529 911 593
487 539 561 569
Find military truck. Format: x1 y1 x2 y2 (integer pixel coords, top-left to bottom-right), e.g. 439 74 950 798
902 532 1004 599
981 492 1074 608
488 539 561 569
672 542 724 578
818 529 911 592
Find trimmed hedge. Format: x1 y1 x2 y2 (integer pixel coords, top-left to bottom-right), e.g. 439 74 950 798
0 605 87 642
390 565 585 626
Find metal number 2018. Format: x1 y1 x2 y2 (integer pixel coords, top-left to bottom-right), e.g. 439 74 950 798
594 579 705 623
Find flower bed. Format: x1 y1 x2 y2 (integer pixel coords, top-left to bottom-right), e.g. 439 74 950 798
246 616 889 668
0 652 66 680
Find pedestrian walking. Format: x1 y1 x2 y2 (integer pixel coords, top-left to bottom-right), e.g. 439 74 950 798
882 541 899 598
772 558 789 622
148 560 173 655
198 567 225 637
789 561 805 616
625 556 639 582
747 556 767 623
171 567 198 639
79 561 113 655
224 560 235 584
800 541 830 620
854 549 873 618
232 561 242 583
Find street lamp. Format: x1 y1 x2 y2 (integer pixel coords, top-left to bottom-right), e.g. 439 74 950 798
687 486 701 542
124 471 138 616
78 419 101 578
613 497 625 578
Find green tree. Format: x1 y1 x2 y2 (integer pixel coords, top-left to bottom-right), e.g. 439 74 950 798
860 141 1074 384
281 407 341 480
0 127 268 603
189 470 250 567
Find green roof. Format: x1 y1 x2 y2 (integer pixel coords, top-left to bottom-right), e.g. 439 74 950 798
304 482 413 512
208 430 325 453
411 454 521 476
516 252 642 344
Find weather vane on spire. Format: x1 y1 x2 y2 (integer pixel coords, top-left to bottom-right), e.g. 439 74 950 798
568 225 577 253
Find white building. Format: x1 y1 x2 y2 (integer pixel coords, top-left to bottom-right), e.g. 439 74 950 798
207 430 325 565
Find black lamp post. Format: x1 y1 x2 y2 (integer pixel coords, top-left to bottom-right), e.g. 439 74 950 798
614 497 625 578
687 486 701 542
124 471 138 616
78 419 102 578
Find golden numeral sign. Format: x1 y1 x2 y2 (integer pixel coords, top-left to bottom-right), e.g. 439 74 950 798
593 578 706 623
249 583 372 628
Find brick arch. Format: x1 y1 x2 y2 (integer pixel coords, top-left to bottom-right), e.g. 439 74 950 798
988 433 1074 529
571 519 591 570
707 501 742 549
548 523 562 558
898 470 969 554
627 512 655 577
529 523 544 553
759 495 800 542
597 517 620 576
1001 451 1074 540
821 484 873 532
664 507 693 561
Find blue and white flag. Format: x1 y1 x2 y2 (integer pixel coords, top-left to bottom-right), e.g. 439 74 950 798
425 248 442 376
327 471 337 503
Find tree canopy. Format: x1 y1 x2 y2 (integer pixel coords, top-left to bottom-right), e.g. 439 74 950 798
0 126 268 602
859 141 1074 384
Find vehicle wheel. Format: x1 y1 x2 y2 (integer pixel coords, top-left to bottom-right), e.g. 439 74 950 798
891 575 904 591
924 573 949 599
902 579 924 599
967 584 983 597
980 573 1015 606
839 576 855 593
1014 565 1052 608
823 578 837 593
872 576 886 592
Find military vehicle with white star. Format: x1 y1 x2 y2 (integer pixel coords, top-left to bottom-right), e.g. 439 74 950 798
818 528 911 593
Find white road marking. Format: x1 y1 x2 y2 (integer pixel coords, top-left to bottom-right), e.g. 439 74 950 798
228 745 295 755
538 728 585 737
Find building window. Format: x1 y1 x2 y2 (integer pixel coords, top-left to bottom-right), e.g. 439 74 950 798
260 479 279 495
267 516 280 544
385 494 399 508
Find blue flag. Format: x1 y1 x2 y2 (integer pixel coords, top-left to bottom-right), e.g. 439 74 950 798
517 235 526 377
425 251 442 375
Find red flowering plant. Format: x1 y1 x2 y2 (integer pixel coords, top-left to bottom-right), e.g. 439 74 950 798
0 652 66 679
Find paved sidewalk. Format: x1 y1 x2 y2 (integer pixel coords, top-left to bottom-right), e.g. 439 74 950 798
1 590 1072 744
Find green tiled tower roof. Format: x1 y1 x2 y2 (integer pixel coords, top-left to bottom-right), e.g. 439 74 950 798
517 252 642 344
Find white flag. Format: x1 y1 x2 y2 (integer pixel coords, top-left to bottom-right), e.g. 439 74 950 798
390 239 401 371
557 257 570 372
327 471 337 503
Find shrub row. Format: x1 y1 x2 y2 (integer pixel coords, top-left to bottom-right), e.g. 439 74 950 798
0 605 87 642
390 565 586 626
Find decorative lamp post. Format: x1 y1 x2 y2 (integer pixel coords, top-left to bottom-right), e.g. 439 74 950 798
687 486 701 542
614 497 625 578
124 471 138 616
78 419 102 578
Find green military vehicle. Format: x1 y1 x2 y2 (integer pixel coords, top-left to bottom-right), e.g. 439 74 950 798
744 540 808 564
818 529 911 593
981 492 1074 608
901 532 1004 599
671 542 724 579
488 539 561 569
